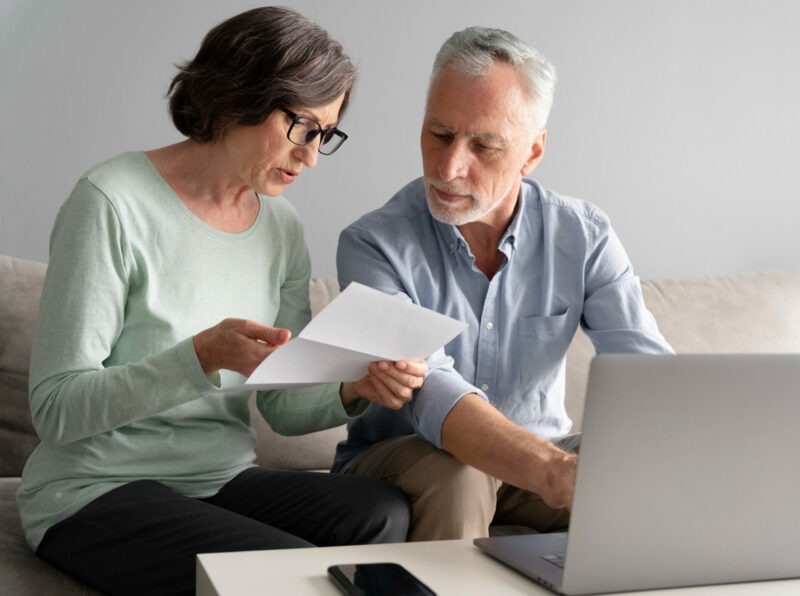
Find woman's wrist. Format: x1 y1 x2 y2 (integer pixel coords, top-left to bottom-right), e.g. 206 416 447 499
192 332 215 375
339 382 360 407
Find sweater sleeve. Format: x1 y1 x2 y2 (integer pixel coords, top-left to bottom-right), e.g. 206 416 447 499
28 180 218 446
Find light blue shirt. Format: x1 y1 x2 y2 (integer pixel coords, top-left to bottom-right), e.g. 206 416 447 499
332 177 673 472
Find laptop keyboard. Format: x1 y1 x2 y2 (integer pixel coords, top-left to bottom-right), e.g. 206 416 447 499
541 554 566 569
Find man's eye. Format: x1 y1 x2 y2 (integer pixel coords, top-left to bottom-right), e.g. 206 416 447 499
431 132 452 142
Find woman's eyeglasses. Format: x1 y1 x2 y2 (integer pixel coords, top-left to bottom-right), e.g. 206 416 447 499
280 108 348 155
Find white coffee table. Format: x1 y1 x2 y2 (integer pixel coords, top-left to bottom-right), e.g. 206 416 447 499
196 539 800 595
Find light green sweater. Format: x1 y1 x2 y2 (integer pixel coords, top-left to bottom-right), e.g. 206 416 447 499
17 152 362 550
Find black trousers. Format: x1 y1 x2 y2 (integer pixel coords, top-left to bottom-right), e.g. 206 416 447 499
36 467 411 596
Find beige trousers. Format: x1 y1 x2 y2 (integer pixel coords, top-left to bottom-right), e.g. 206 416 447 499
346 434 570 541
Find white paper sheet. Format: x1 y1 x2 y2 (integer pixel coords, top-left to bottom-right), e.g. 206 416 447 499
214 282 467 392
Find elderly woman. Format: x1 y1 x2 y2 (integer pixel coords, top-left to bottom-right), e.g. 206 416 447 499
17 7 425 595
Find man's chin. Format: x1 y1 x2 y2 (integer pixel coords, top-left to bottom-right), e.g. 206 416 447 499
428 204 481 226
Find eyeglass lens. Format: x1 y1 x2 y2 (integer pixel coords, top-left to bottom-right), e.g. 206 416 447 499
288 116 345 154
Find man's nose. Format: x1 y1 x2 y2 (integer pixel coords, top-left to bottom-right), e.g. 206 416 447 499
438 142 468 181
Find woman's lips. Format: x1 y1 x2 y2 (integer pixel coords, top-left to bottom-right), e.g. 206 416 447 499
278 168 299 184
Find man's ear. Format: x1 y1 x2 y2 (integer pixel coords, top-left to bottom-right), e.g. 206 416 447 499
521 129 546 177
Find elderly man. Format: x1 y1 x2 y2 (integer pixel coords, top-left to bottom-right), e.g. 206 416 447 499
332 27 674 541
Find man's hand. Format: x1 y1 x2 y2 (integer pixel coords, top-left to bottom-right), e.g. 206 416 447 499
193 318 291 377
441 393 578 509
341 360 428 409
540 451 578 510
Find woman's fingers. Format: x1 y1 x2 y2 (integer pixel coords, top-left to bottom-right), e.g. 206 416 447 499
198 320 425 393
237 322 291 375
243 320 291 346
194 318 291 377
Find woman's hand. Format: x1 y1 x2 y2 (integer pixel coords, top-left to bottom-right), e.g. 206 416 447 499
193 318 291 377
340 360 428 410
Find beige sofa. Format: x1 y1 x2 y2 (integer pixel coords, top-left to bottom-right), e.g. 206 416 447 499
2 253 799 594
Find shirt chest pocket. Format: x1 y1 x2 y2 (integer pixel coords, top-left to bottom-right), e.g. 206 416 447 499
517 310 572 386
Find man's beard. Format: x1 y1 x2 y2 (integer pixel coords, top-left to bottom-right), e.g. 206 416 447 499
424 178 493 226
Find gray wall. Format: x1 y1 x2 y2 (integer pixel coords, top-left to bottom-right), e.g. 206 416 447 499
2 0 798 279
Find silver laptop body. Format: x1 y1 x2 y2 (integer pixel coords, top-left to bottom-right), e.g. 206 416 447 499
475 353 800 594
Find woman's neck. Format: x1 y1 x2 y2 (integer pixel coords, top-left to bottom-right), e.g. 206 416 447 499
145 140 260 233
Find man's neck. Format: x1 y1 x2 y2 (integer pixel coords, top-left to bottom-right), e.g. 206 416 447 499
457 188 519 280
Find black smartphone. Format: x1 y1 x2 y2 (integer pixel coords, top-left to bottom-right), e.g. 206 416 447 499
327 562 436 595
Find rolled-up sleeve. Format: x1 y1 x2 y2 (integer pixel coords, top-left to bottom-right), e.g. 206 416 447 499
580 211 674 355
338 225 485 448
409 349 487 448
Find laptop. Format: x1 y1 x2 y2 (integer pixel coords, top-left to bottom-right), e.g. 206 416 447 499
475 353 800 594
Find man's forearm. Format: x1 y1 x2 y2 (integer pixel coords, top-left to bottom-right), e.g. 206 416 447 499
440 393 577 508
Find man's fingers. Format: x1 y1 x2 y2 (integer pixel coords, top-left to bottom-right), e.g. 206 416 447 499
370 360 426 388
365 375 406 410
348 358 427 409
395 359 428 378
372 370 415 402
369 364 420 394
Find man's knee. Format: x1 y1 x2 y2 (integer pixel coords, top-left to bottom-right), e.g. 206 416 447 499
348 437 500 539
351 436 497 508
404 446 497 509
400 446 498 540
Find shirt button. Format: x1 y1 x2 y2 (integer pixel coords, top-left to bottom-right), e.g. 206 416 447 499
449 242 455 251
486 322 494 330
481 384 489 392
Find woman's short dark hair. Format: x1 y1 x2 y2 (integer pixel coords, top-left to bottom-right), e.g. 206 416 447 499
168 7 358 142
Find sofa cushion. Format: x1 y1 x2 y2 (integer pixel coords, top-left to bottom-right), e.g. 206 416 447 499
0 256 45 477
0 478 103 595
250 394 347 470
308 277 341 321
564 270 800 431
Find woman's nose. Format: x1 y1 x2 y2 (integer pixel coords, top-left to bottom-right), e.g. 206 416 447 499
296 142 319 168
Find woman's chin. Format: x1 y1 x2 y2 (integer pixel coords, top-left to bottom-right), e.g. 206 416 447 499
254 182 286 198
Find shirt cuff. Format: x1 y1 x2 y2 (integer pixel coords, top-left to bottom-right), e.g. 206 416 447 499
343 396 371 418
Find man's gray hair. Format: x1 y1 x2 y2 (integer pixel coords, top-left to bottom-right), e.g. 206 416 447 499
431 27 557 130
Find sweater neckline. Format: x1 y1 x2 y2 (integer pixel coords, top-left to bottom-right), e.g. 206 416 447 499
133 151 265 242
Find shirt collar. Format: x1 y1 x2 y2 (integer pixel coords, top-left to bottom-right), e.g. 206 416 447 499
435 217 465 255
433 182 529 257
500 186 527 253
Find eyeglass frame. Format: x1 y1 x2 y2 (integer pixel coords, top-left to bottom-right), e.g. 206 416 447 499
279 107 348 155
